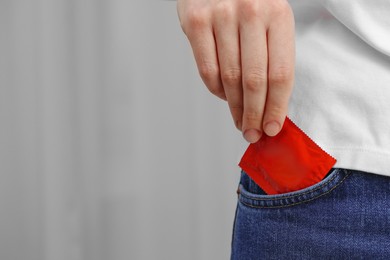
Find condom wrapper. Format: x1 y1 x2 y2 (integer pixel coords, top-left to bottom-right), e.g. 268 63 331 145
239 117 337 195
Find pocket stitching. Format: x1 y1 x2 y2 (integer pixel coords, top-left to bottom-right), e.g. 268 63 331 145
239 170 351 209
240 169 341 201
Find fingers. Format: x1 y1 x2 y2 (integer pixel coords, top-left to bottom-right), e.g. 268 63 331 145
213 2 243 130
240 14 268 143
263 6 295 136
185 11 227 101
178 0 295 142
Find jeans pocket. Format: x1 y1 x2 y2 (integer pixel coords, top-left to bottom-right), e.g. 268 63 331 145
237 168 351 209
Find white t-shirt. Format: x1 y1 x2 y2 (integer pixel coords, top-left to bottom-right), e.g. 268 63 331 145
239 0 390 177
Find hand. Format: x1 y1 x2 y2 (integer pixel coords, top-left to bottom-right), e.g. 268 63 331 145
177 0 295 143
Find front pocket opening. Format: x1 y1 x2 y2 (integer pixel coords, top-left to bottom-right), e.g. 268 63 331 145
237 168 351 209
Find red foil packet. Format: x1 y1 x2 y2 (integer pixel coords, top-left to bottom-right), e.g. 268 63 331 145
239 117 336 195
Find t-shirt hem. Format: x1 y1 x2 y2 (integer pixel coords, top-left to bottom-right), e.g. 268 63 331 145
328 147 390 177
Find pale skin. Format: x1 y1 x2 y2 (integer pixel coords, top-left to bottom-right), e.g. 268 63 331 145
176 0 295 143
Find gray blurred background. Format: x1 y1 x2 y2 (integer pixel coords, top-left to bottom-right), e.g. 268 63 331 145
0 0 243 259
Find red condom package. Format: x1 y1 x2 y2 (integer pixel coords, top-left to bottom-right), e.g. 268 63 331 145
239 117 337 195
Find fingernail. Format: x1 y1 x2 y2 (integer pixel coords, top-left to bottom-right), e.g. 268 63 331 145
243 129 261 143
264 121 281 137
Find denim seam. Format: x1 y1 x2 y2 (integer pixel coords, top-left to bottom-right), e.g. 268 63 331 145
238 171 351 209
240 169 342 201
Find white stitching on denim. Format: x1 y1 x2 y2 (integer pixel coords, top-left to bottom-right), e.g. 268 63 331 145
238 170 351 209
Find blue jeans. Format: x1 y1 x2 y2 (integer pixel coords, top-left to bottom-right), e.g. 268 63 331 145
231 168 390 259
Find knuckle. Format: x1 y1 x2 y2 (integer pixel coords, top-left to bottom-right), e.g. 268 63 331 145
269 66 293 86
185 9 208 31
214 2 234 20
199 62 219 82
221 68 241 86
244 110 262 123
239 0 260 17
230 103 243 111
230 103 244 115
238 0 292 21
268 1 292 18
244 70 267 92
266 104 285 118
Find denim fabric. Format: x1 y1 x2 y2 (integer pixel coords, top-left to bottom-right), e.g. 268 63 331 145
231 168 390 259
